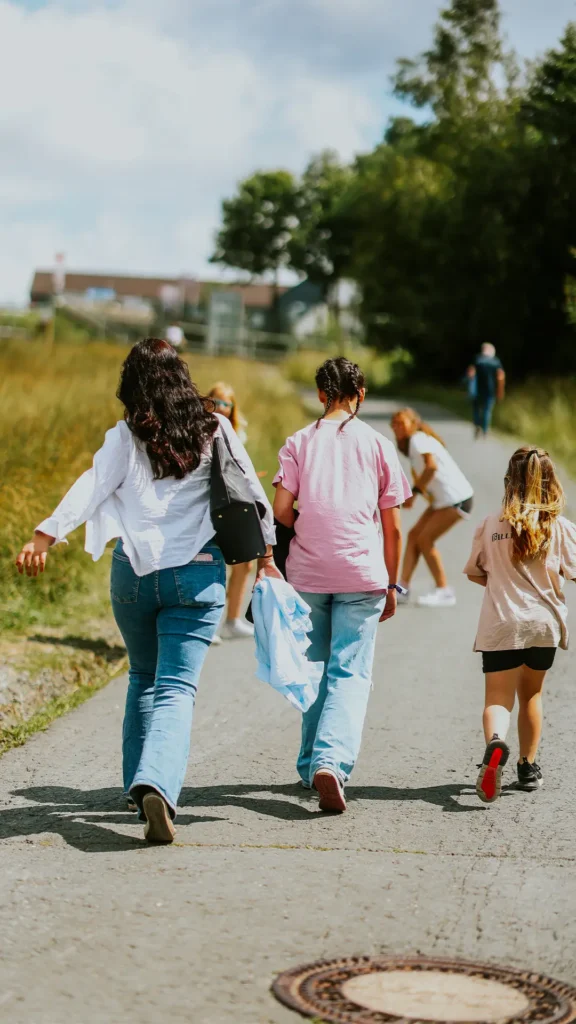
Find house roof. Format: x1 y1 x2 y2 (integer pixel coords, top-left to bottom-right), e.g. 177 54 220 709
30 270 287 309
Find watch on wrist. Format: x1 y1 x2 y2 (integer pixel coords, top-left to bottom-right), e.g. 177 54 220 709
388 583 407 595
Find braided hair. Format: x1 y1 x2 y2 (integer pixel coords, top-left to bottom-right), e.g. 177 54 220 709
315 357 366 432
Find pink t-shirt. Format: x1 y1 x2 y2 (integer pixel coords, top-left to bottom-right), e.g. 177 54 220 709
273 417 412 593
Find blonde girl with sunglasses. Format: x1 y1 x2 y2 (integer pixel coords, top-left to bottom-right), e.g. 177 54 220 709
208 382 254 639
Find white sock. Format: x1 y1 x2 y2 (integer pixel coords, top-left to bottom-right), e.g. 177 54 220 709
485 705 511 742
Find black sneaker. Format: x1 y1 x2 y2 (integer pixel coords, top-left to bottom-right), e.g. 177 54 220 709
516 758 543 791
476 735 510 804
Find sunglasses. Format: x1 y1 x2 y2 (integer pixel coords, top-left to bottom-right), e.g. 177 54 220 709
212 399 233 410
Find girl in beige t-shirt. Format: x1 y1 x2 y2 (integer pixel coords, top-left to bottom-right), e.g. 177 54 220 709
464 446 576 804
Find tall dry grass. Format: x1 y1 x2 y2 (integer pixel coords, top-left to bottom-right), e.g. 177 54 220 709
283 345 413 392
494 379 576 476
0 339 307 634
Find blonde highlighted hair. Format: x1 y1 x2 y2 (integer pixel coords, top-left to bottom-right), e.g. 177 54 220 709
207 381 242 434
502 446 565 561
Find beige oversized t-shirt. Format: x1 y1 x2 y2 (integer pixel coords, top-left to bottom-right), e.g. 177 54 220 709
463 513 576 651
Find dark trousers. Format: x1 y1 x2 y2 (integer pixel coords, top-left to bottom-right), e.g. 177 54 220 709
473 395 495 434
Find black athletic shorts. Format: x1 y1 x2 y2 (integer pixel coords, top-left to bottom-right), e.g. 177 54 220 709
481 647 557 674
454 496 474 518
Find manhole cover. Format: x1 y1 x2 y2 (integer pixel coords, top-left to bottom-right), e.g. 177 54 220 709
272 956 576 1024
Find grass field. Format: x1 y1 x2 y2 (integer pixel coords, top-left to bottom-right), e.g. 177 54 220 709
0 338 309 744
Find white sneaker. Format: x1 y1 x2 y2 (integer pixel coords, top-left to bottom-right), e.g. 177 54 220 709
396 587 410 605
220 618 255 639
417 587 456 607
211 634 223 646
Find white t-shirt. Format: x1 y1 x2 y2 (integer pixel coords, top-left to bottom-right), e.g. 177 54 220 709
36 415 275 577
166 325 184 347
408 431 473 509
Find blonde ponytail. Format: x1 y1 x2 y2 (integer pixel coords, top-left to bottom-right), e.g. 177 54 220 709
502 447 565 561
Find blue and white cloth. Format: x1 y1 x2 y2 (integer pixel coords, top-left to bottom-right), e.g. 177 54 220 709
251 577 324 712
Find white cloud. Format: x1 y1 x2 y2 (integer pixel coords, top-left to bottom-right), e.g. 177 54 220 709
0 0 385 302
2 0 576 303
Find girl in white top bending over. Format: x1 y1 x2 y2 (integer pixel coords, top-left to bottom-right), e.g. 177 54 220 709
464 447 576 803
391 407 474 607
16 338 277 844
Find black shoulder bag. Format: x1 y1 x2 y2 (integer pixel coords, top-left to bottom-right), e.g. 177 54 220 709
210 430 267 565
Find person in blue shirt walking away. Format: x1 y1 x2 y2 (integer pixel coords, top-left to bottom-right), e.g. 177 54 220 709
467 343 506 439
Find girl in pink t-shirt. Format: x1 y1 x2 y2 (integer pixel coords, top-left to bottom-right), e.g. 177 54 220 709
464 447 576 804
273 358 411 813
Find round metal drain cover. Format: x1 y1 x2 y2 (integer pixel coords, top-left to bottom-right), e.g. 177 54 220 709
272 956 576 1024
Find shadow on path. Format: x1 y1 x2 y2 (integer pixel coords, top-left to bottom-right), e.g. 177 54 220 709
29 634 127 663
0 778 488 852
0 786 223 853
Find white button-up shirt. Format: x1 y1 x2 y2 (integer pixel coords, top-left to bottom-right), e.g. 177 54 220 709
37 414 275 577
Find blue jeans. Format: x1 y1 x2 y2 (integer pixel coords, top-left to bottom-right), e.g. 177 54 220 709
110 541 225 817
297 591 386 786
473 395 495 434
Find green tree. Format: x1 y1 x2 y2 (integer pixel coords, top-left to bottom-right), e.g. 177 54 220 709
211 170 297 282
394 0 505 117
523 24 576 145
287 150 353 304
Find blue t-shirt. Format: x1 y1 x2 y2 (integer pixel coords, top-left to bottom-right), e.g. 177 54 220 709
474 355 502 399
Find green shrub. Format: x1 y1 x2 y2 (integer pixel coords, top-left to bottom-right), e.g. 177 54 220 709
283 345 412 393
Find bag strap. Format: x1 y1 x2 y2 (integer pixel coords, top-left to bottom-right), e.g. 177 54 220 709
215 425 246 476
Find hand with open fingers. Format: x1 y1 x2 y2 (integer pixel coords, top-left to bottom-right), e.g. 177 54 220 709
380 590 397 622
16 532 55 577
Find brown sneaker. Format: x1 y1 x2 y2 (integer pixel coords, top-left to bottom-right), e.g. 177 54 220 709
313 769 346 813
142 791 176 843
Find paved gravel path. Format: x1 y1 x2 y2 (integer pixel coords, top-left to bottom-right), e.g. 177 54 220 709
1 400 575 1024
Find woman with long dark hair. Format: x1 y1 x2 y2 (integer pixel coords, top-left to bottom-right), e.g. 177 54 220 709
16 338 277 843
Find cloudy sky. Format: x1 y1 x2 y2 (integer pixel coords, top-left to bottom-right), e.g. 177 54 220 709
1 0 575 303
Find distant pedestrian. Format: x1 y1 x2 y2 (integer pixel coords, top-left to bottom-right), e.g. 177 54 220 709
274 358 411 813
208 382 254 639
467 343 505 439
464 447 576 804
165 323 184 348
391 408 474 607
16 338 277 843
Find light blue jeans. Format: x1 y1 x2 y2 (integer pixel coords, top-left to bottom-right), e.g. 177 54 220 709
110 540 225 817
297 590 386 786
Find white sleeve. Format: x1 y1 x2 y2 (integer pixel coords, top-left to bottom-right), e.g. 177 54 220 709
410 432 434 456
217 415 276 546
36 422 130 543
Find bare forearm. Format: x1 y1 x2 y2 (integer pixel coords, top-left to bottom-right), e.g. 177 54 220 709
275 506 295 528
415 467 435 492
384 526 402 584
273 483 296 528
